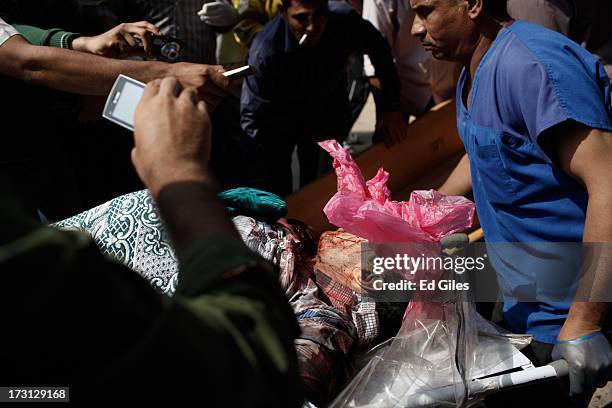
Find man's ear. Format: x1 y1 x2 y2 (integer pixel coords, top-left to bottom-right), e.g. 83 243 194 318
466 0 484 20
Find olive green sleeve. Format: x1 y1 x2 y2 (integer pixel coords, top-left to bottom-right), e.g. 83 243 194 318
0 200 302 406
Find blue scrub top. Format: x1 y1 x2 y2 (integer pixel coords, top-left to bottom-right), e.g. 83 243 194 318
456 20 612 343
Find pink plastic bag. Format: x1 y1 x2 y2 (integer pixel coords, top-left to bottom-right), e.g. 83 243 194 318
319 140 475 243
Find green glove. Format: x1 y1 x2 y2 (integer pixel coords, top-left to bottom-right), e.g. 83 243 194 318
218 187 287 223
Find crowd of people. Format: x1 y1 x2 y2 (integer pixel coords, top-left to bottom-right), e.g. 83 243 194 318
0 0 611 406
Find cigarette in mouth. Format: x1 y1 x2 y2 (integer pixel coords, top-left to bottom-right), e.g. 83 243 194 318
299 33 308 45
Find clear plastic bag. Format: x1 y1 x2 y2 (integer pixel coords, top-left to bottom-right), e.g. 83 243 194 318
331 271 477 408
330 271 532 408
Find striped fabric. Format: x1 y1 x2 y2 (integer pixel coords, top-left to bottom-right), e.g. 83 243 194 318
134 0 218 64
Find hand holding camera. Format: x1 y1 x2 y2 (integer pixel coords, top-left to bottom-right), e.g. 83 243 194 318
71 21 162 58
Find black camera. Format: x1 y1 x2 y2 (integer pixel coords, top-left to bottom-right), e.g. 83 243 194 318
137 35 184 62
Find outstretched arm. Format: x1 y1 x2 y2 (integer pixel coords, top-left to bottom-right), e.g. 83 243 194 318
0 34 231 106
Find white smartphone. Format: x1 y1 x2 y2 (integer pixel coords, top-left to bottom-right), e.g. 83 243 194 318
103 74 146 131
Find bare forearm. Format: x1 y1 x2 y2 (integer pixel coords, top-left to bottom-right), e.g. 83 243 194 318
0 36 169 95
20 44 170 95
438 153 473 196
560 191 612 339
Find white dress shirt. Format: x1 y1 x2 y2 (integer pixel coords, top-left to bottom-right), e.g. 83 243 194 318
363 0 432 116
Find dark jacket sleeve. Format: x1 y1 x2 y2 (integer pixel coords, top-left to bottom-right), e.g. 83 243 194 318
240 43 282 140
351 13 401 112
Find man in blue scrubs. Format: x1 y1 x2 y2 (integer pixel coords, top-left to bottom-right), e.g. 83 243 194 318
409 0 612 405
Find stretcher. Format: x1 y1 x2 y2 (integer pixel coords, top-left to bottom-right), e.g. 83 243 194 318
359 359 569 408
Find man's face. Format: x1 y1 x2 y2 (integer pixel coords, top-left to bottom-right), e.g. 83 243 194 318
410 0 479 62
282 0 329 47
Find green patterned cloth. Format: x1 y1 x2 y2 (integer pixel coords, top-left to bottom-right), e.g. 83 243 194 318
55 190 178 293
54 188 287 294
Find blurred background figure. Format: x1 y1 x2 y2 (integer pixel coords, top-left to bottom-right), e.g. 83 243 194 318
507 0 612 80
197 0 247 66
232 0 282 47
362 0 432 121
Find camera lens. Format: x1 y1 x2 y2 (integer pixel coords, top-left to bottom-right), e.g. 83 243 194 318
161 42 181 62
